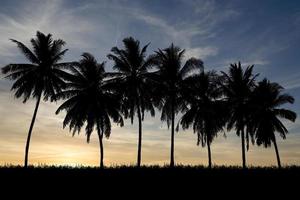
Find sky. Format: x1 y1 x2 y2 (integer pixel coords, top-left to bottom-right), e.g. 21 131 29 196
0 0 300 167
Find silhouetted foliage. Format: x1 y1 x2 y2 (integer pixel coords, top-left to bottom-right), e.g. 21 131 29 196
248 79 297 168
56 53 124 168
107 37 157 167
155 44 204 166
179 70 228 168
220 62 258 168
2 32 298 169
1 31 74 167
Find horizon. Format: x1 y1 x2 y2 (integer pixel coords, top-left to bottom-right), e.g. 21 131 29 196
0 0 300 167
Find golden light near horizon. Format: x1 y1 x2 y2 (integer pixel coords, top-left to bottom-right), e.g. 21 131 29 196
0 95 299 167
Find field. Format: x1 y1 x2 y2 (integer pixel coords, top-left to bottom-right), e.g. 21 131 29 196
1 165 300 195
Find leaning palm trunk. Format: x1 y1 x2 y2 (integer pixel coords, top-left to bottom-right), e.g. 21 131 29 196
137 103 143 167
24 91 42 168
170 99 175 167
273 136 281 168
207 140 212 169
241 128 246 169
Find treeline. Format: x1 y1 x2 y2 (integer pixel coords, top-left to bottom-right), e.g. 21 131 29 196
2 31 297 168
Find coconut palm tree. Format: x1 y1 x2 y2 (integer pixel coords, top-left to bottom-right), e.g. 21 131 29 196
107 37 157 167
179 70 228 168
220 62 258 168
55 53 123 168
1 31 74 167
248 79 296 168
155 44 203 167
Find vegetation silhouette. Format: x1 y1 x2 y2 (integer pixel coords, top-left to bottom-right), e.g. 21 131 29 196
220 62 258 169
248 79 297 168
55 53 124 168
107 37 157 167
1 31 74 167
155 44 204 167
1 31 297 169
178 70 228 168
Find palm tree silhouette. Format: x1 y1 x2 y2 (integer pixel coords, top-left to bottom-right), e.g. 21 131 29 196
220 62 258 169
179 70 228 168
155 44 203 167
1 31 74 167
56 53 124 168
248 79 297 168
107 37 157 167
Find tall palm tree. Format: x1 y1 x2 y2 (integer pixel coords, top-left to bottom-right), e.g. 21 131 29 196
55 53 124 168
220 62 258 168
179 70 228 168
1 31 74 167
107 37 157 167
155 44 203 167
248 79 296 168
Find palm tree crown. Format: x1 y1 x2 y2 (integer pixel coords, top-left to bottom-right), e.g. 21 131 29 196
155 44 204 166
56 53 124 167
220 62 258 168
1 31 73 167
248 79 296 167
107 37 157 167
179 70 228 168
2 31 73 102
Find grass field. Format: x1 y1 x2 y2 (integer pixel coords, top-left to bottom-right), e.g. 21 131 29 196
1 165 299 196
2 165 299 177
1 165 299 182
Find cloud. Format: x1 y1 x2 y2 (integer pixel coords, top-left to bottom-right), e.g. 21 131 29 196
243 60 269 66
0 0 95 61
127 0 237 53
211 59 269 73
280 72 300 90
186 47 218 59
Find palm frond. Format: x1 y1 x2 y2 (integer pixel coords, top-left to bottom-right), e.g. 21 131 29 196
10 39 39 64
180 58 204 78
274 109 297 122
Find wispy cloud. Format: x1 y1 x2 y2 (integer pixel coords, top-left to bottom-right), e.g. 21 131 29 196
185 47 218 59
0 0 95 61
126 0 238 59
278 72 300 90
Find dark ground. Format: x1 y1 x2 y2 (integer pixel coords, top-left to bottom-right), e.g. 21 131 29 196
1 165 299 197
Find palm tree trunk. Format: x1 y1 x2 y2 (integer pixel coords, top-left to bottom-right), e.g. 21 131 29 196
137 104 142 167
24 92 42 168
170 99 175 167
207 139 212 169
97 125 104 169
241 128 246 169
273 136 281 168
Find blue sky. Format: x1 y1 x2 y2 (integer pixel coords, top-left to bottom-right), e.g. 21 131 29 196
0 0 299 166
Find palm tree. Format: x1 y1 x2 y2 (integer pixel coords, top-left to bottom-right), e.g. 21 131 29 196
220 62 258 168
107 37 157 167
248 79 296 168
1 31 74 167
179 70 228 168
155 44 203 167
55 53 123 168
